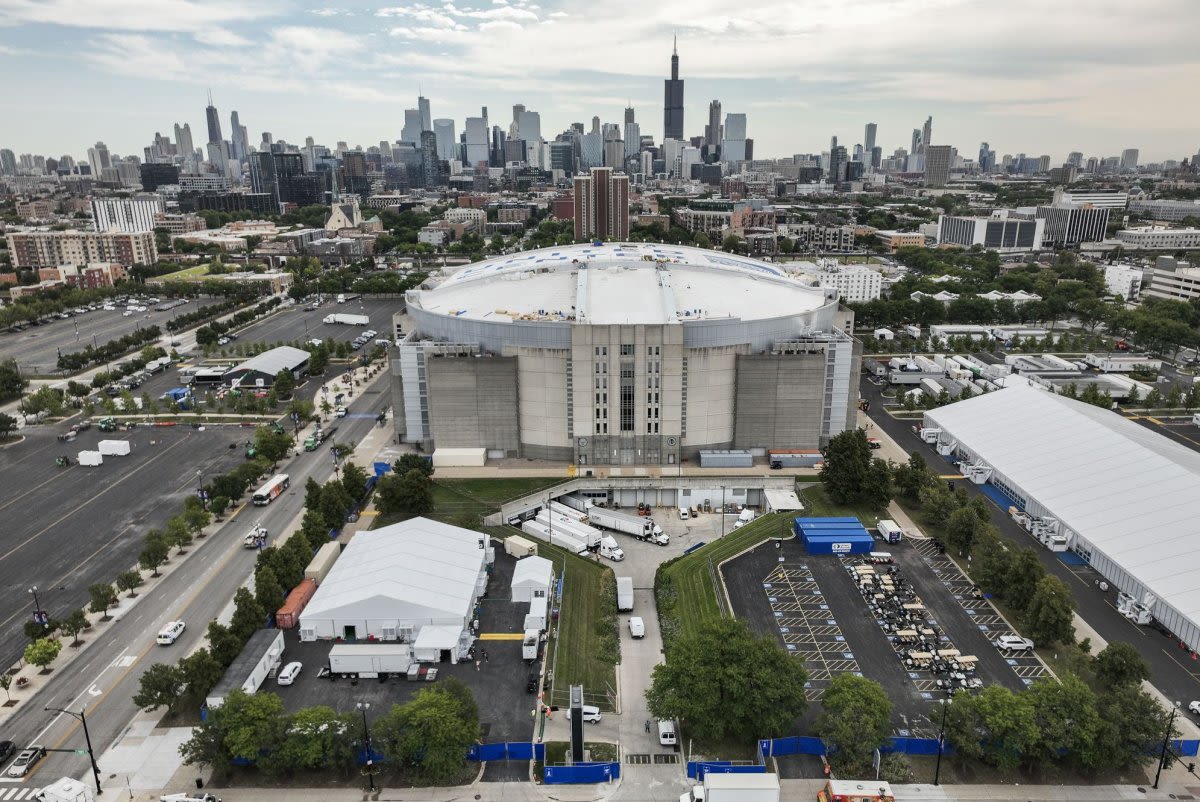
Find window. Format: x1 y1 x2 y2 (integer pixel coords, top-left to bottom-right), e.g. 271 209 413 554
620 344 634 356
619 365 635 432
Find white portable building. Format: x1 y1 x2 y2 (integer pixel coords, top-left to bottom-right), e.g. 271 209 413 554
431 447 487 467
77 450 103 466
298 518 491 659
206 629 284 708
510 555 553 603
97 439 131 456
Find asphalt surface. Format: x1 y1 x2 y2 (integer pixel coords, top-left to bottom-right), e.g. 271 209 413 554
1 300 223 376
859 375 1200 717
0 375 393 789
1132 415 1200 452
272 550 534 783
217 299 402 351
0 423 248 668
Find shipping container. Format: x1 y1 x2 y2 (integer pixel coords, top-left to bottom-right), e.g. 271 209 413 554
304 542 340 584
768 449 822 468
504 535 538 558
699 449 754 468
276 578 318 628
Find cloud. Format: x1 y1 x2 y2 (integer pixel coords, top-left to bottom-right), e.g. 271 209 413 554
309 7 353 16
193 28 251 47
479 19 523 31
0 0 277 31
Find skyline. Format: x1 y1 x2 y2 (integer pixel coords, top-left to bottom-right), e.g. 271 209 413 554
0 0 1197 162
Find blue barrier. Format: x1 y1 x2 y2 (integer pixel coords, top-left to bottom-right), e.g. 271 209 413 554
687 761 764 779
683 542 706 555
467 742 546 761
356 746 385 764
543 762 619 784
1173 739 1200 757
758 736 825 757
372 461 392 477
884 736 950 756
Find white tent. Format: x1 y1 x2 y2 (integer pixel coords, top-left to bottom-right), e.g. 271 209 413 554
412 625 465 664
926 382 1200 649
510 555 553 603
299 518 490 647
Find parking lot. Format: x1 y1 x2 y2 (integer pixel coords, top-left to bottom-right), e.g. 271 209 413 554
0 423 248 667
271 548 536 782
216 298 402 351
1 298 224 375
724 531 1049 734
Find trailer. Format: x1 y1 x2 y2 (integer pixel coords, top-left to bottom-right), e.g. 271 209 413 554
534 510 601 547
548 500 589 523
97 439 132 456
504 535 538 558
328 643 413 678
304 542 340 584
876 519 904 544
322 313 370 326
768 449 822 469
587 505 668 545
207 629 284 708
275 578 318 629
521 519 588 555
616 577 634 611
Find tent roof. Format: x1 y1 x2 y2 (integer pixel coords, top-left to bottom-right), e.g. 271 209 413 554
228 345 309 379
302 518 486 622
511 555 553 587
413 625 462 650
926 382 1200 622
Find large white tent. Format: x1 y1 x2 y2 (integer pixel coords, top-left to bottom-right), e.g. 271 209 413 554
925 382 1200 648
299 518 493 657
510 555 553 603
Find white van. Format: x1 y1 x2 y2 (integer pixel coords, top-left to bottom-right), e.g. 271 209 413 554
658 720 677 746
156 621 186 645
628 616 645 638
566 705 601 723
678 507 690 520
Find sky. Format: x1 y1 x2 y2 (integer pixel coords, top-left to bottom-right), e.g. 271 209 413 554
1 0 1197 164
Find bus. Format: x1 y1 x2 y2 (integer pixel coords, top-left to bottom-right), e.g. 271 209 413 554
252 474 290 506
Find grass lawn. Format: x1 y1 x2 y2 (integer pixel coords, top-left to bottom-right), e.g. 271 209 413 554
158 264 211 280
373 475 562 529
655 513 790 649
799 484 890 528
482 526 618 709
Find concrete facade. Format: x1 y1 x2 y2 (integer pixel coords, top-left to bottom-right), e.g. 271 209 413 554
425 355 520 455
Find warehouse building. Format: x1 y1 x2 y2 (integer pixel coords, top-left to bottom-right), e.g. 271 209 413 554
298 518 493 663
224 345 310 389
923 383 1200 649
393 242 861 465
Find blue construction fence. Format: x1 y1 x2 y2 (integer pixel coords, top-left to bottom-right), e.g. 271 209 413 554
467 742 545 761
543 762 620 784
757 735 953 758
687 761 765 779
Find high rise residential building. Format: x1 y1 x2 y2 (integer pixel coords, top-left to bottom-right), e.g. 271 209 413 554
1121 148 1139 170
1067 151 1084 168
91 195 165 233
581 130 603 170
870 146 882 169
433 119 457 160
924 145 953 187
511 104 525 136
401 109 422 144
603 127 624 170
418 96 431 132
549 141 575 175
705 100 722 151
978 142 991 172
6 230 157 269
828 146 848 184
205 92 222 144
573 166 629 241
464 117 489 167
340 151 370 197
517 110 541 144
0 149 16 175
921 116 932 154
229 111 250 162
863 123 877 157
87 142 111 178
910 129 921 159
663 37 684 142
490 125 506 167
624 105 635 125
721 113 747 163
624 120 641 161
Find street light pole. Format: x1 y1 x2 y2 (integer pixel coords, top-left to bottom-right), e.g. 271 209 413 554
1154 703 1180 789
933 696 950 785
357 701 375 793
720 485 726 537
45 706 102 795
28 586 47 629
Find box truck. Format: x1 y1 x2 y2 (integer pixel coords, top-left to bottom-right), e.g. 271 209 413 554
616 577 634 611
876 520 904 544
521 520 589 555
679 772 781 802
588 506 669 545
322 313 370 326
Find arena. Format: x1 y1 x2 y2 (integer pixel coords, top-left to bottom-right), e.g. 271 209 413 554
392 242 861 465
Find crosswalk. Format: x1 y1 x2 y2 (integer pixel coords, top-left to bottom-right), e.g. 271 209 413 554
0 787 45 800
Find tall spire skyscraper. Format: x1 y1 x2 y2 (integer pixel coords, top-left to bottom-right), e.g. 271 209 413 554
205 91 222 145
663 37 684 142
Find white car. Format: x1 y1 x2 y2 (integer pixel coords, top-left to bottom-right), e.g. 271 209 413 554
157 620 186 645
565 705 601 723
992 634 1035 652
334 406 347 417
123 310 134 317
1189 700 1200 716
6 746 45 778
277 661 302 686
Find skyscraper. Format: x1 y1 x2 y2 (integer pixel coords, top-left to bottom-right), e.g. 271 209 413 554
401 109 422 144
663 37 684 142
921 116 932 154
721 113 747 163
517 110 541 144
464 117 489 167
87 142 111 177
705 100 722 151
863 123 877 156
174 123 194 163
624 107 640 162
433 119 457 160
573 166 629 241
418 96 432 133
924 145 952 187
624 105 635 125
828 145 848 184
978 142 993 173
0 149 16 175
205 91 222 145
1120 148 1139 170
229 111 250 162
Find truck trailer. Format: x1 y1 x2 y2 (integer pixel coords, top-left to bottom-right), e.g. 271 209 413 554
587 505 668 545
521 519 589 555
679 772 780 802
534 510 601 548
322 313 370 326
616 576 634 611
328 643 413 678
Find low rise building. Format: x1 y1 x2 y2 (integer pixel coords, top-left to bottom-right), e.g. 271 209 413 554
1103 263 1143 300
15 199 55 220
1116 227 1200 251
153 212 206 236
936 213 1044 252
1144 265 1200 302
1129 199 1200 223
874 230 925 252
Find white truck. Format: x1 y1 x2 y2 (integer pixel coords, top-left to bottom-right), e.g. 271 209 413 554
679 772 780 802
323 313 370 326
876 519 904 544
34 778 94 802
616 576 634 611
521 519 589 555
522 629 541 660
534 510 601 548
243 523 268 549
598 535 625 561
587 505 669 546
328 643 413 678
549 500 590 523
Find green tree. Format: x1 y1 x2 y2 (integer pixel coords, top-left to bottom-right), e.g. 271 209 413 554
255 565 285 615
1023 575 1076 647
116 569 142 598
859 458 894 511
375 468 434 517
24 637 63 672
945 506 980 557
1095 685 1177 770
200 689 286 764
1005 548 1045 612
267 706 355 774
0 412 17 440
918 485 959 527
893 452 935 501
0 358 28 402
304 476 324 511
272 369 295 400
1094 641 1150 689
88 582 116 619
1027 674 1103 769
973 684 1039 770
253 425 293 465
179 649 224 703
139 531 170 576
393 453 434 478
60 608 89 646
230 587 265 643
210 495 230 519
340 461 369 500
819 428 874 506
645 618 808 743
816 674 893 771
132 662 185 712
183 503 212 538
207 622 241 668
374 681 479 782
165 515 193 554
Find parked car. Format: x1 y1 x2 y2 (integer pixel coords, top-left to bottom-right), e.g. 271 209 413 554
334 406 347 418
0 740 15 765
565 705 601 723
1189 700 1200 716
277 661 303 686
6 745 45 777
992 634 1034 652
157 620 186 645
628 616 645 638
